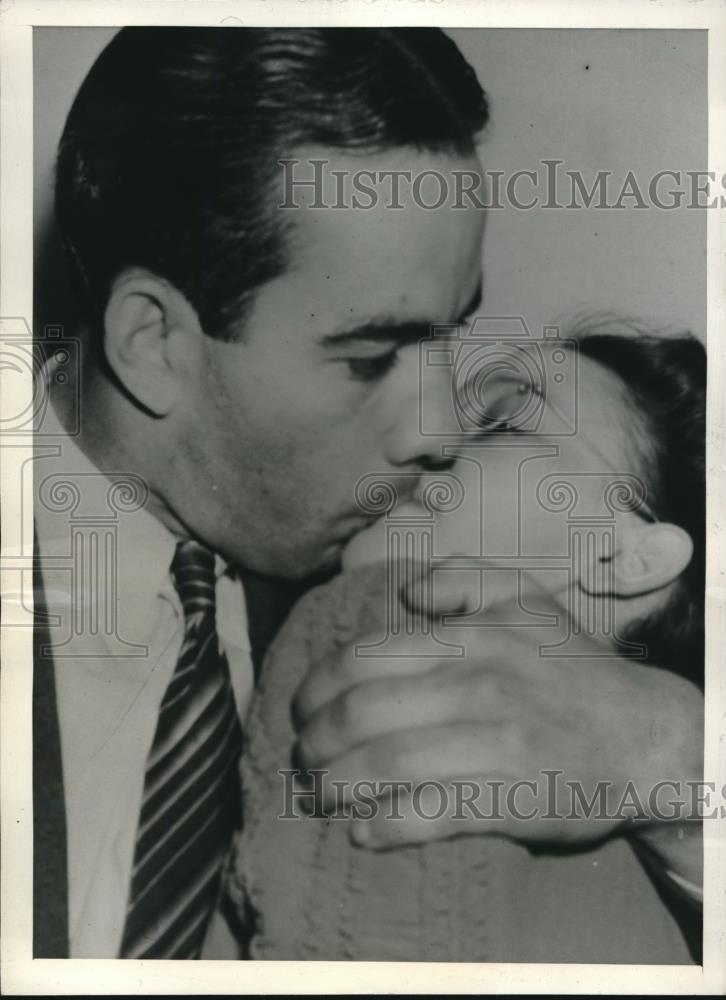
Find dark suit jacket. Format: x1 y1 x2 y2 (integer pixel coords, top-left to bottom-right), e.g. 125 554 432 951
33 555 70 957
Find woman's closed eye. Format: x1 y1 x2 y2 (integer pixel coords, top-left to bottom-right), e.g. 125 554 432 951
486 417 524 434
478 398 529 434
472 377 544 434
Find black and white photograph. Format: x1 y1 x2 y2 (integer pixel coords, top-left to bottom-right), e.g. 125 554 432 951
1 1 724 994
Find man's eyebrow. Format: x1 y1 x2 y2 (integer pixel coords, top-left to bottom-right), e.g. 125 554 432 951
319 282 483 348
320 321 432 349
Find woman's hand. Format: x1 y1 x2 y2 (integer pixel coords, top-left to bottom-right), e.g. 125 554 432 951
293 565 703 887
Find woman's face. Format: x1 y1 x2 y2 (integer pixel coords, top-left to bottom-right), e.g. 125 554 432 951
344 351 650 595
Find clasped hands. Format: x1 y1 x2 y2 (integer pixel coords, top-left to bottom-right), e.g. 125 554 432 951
292 564 703 884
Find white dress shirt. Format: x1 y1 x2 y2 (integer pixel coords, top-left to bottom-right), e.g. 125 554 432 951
35 404 254 958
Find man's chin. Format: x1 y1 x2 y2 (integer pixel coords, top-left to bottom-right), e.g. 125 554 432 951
233 522 372 583
274 541 344 585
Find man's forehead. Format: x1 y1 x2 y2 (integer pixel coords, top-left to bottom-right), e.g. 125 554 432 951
284 143 484 209
280 145 484 258
274 147 485 331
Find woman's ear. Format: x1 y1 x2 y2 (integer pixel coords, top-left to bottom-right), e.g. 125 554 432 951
580 521 693 598
103 269 204 416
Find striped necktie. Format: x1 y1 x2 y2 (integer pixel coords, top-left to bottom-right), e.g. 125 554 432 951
120 539 243 959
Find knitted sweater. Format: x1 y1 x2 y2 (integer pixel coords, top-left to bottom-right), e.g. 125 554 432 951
229 563 696 963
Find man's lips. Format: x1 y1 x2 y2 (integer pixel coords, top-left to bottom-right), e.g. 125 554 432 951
336 514 383 542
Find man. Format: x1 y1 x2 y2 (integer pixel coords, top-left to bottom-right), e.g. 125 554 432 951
34 27 703 960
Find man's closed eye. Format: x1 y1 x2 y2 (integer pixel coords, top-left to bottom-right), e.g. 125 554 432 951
345 349 400 382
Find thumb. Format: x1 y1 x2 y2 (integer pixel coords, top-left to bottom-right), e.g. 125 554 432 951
400 560 481 616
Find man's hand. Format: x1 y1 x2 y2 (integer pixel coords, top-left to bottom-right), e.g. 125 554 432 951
293 567 703 887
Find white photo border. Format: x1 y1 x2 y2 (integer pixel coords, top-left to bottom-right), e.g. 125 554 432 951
1 1 724 994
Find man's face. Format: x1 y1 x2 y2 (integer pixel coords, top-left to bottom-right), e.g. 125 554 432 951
173 148 485 578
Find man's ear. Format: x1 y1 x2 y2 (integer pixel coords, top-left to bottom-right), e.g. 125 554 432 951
580 521 693 597
103 269 204 416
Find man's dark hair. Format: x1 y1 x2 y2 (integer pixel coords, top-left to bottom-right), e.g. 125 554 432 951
571 320 706 686
55 27 488 340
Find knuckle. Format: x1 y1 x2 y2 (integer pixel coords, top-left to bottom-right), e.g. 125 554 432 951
291 681 313 724
334 687 356 730
339 641 360 673
340 642 373 683
459 666 499 714
475 660 521 701
293 658 334 718
368 736 405 778
295 728 317 767
498 718 530 768
333 683 368 734
468 667 494 702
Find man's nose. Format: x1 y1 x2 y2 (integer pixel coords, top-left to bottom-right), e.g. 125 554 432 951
383 358 463 470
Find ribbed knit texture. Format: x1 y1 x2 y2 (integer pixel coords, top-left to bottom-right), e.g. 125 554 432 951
230 563 695 963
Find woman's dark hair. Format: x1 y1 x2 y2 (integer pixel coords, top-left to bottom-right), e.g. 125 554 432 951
55 27 488 339
569 318 706 686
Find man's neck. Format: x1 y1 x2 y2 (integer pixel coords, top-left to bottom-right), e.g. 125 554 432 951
51 362 189 541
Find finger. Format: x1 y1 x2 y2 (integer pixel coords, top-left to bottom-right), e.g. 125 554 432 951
402 561 562 619
349 784 509 849
401 564 472 615
296 664 478 767
293 633 445 724
307 721 511 809
349 772 621 850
